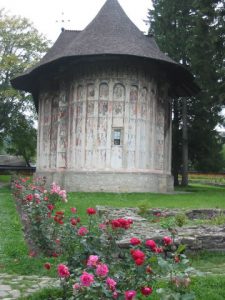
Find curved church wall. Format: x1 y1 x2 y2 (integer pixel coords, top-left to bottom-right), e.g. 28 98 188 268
36 62 173 192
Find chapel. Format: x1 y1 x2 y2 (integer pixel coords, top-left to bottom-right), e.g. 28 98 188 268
11 0 199 192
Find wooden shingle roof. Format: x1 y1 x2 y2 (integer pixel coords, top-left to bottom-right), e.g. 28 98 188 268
11 0 199 96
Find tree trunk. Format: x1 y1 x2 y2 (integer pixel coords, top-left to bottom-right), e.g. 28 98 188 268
181 97 188 186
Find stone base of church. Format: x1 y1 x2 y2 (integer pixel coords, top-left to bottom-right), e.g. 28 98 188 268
36 170 174 193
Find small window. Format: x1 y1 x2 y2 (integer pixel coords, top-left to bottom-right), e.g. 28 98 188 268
113 129 122 145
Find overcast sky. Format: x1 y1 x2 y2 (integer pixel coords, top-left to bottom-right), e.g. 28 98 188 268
0 0 152 41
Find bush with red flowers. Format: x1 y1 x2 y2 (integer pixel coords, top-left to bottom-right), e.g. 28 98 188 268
13 176 195 300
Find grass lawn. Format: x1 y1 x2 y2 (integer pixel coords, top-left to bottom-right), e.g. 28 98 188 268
1 175 225 299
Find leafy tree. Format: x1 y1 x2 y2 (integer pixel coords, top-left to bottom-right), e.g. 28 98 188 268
0 9 49 165
148 0 225 184
5 115 37 167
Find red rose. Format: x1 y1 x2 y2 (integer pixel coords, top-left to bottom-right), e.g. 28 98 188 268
141 287 153 296
163 236 173 246
70 218 77 226
130 237 141 246
155 247 163 253
146 266 153 273
47 204 54 211
145 239 157 251
135 258 145 265
86 207 96 215
26 194 33 201
131 249 145 265
44 262 51 270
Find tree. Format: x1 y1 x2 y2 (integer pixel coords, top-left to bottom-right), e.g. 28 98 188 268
148 0 225 184
0 9 49 165
5 115 37 166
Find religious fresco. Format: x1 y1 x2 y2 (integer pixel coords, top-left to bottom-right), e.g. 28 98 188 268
155 103 165 170
87 84 95 100
99 83 109 100
99 101 108 116
113 84 125 101
37 69 170 176
77 85 84 100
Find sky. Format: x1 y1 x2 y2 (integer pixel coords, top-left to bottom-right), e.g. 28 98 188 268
0 0 152 42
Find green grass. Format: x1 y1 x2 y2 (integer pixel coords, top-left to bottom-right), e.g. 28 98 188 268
0 174 11 183
191 252 225 275
19 276 225 300
57 184 225 224
0 185 62 276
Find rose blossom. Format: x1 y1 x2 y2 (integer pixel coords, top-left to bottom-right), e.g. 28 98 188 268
34 193 40 199
125 290 137 300
26 194 33 201
87 255 99 267
78 227 88 236
73 283 81 290
57 264 70 278
113 291 119 299
99 223 106 230
70 207 77 213
47 204 54 211
44 262 51 270
106 277 117 291
146 266 153 273
141 287 153 296
86 207 96 215
80 271 94 287
145 239 157 251
130 237 141 246
131 249 145 265
96 263 109 277
59 189 67 202
163 236 173 246
70 218 77 226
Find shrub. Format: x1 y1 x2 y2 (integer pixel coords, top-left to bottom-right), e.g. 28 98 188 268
13 177 196 299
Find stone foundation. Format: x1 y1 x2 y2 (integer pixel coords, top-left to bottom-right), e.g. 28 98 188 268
36 170 174 193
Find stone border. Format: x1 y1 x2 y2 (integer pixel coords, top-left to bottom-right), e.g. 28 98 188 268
97 206 225 253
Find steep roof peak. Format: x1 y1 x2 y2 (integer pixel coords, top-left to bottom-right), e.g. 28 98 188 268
83 0 141 35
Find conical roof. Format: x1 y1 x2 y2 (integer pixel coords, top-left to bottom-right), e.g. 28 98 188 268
11 0 199 96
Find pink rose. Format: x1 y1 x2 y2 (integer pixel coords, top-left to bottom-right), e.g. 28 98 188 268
78 227 88 236
125 290 136 300
87 255 99 267
80 271 94 287
57 264 70 278
96 263 109 277
99 223 106 230
106 277 117 291
70 207 77 213
73 283 81 290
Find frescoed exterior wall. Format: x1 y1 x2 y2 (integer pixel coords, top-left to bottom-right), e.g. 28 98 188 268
36 62 173 192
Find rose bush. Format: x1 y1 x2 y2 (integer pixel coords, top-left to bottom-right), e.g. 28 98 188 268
12 177 195 299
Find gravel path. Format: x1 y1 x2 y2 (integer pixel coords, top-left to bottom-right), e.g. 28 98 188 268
0 273 58 299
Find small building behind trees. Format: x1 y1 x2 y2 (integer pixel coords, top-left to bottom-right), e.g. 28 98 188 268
11 0 198 192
